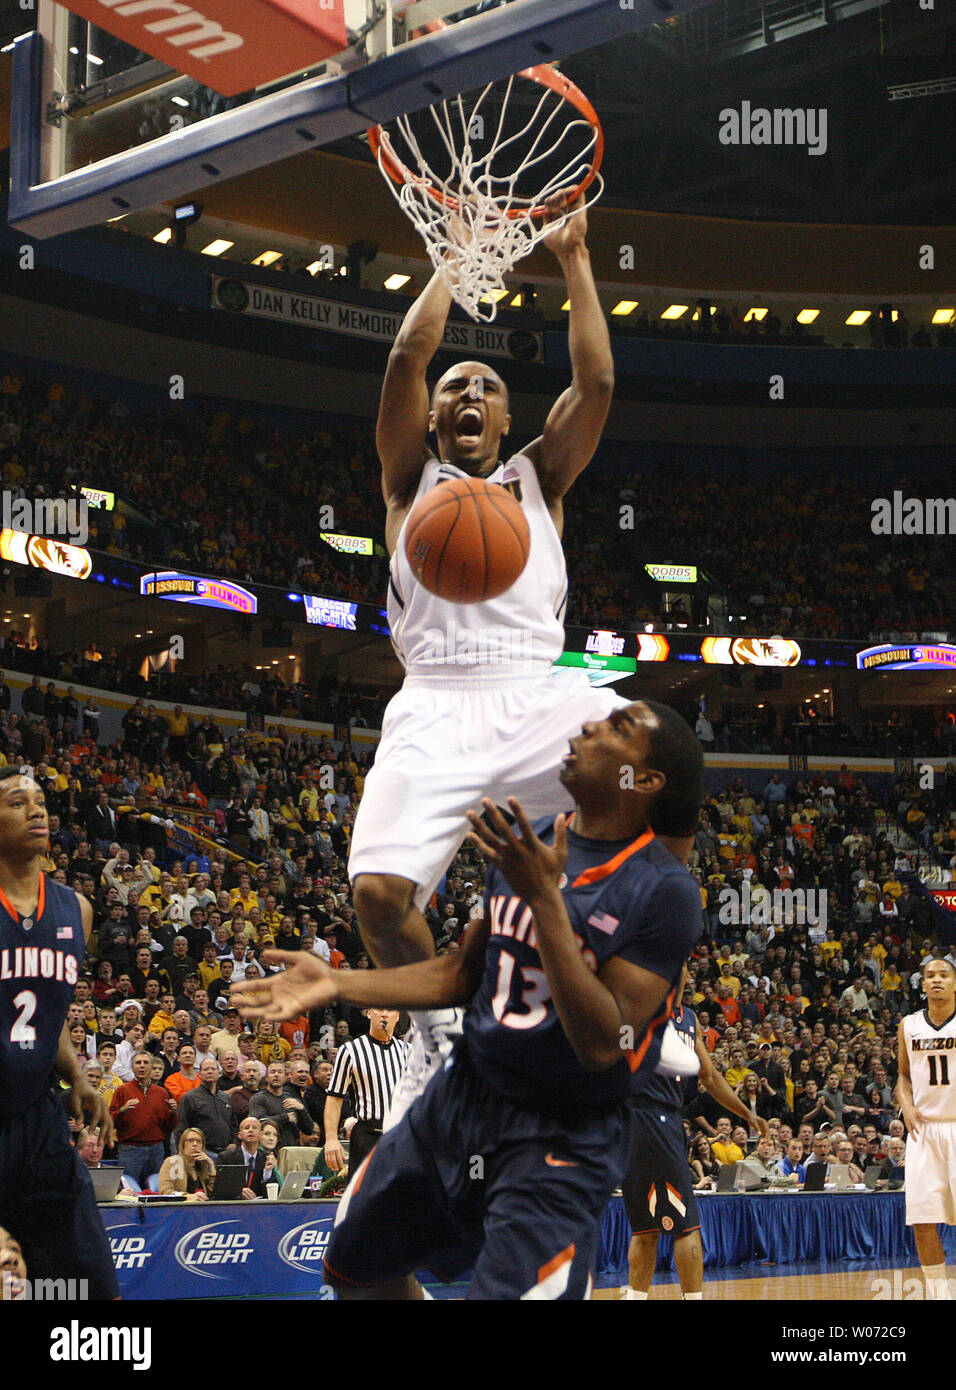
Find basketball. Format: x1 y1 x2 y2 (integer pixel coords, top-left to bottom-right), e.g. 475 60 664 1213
404 477 530 603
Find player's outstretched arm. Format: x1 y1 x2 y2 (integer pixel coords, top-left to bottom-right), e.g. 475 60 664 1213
378 270 454 524
233 920 489 1021
696 1030 769 1138
526 192 614 507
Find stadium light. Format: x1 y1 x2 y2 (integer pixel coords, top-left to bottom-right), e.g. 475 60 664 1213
384 273 411 290
845 311 871 326
931 308 954 324
252 251 283 267
661 305 689 319
480 290 509 305
611 300 639 316
796 309 820 324
560 300 571 311
745 308 768 321
201 240 235 257
153 228 173 244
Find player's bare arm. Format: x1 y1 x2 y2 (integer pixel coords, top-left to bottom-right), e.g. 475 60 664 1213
524 193 614 530
233 915 491 1021
696 1028 769 1138
379 270 454 553
467 797 671 1072
895 1018 923 1138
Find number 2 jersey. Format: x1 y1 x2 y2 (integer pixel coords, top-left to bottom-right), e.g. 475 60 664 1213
463 818 702 1109
0 876 84 1120
903 1007 956 1120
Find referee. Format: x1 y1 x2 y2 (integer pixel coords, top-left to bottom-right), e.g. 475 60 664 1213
325 1009 407 1175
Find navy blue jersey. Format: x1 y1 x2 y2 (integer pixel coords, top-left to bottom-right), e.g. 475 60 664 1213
463 819 701 1109
631 1003 698 1111
0 876 84 1120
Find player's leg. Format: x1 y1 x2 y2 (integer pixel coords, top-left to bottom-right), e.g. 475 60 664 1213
905 1125 953 1299
623 1230 659 1299
621 1108 702 1300
912 1224 949 1299
0 1094 119 1300
324 1051 479 1299
350 872 433 967
348 685 495 1123
468 1103 630 1300
672 1229 704 1298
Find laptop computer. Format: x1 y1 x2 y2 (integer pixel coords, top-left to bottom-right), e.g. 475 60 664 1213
827 1162 851 1190
716 1162 740 1192
277 1169 311 1201
803 1160 827 1192
210 1165 247 1200
864 1165 883 1190
89 1166 124 1202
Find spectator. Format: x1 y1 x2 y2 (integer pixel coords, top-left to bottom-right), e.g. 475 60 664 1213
218 1116 280 1199
173 1057 237 1156
109 1050 176 1186
158 1128 216 1200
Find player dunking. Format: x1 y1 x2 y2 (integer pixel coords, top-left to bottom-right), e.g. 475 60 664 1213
348 192 629 1114
0 768 119 1299
897 957 956 1300
236 699 703 1299
620 964 769 1301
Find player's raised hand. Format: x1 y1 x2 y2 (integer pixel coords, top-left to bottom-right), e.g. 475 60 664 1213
540 190 587 258
466 797 567 904
231 949 338 1021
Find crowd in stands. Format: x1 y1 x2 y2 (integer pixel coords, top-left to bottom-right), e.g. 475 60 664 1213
1 372 950 646
28 695 482 1190
675 764 955 1187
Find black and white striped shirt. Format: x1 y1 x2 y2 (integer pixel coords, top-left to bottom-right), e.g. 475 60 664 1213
328 1034 408 1123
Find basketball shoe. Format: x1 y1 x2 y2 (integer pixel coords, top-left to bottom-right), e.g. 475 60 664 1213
383 1007 462 1131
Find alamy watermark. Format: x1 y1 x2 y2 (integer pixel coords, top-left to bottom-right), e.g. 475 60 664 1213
1 490 89 546
870 492 955 535
717 883 828 928
718 102 828 157
421 621 534 668
2 1271 89 1300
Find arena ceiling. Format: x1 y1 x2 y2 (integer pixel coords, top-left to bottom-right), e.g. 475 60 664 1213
1 0 955 233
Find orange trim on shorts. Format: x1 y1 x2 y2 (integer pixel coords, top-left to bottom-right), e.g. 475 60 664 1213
538 1243 575 1285
565 819 655 889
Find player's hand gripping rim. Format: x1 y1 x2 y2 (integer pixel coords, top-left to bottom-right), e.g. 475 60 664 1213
466 797 568 904
231 949 338 1022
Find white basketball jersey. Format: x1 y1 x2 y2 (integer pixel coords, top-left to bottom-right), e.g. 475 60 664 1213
387 454 567 680
903 1008 956 1120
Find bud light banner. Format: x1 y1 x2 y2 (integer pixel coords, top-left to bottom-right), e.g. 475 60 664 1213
100 1203 338 1299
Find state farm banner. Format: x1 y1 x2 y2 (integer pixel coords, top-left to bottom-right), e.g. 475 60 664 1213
60 0 348 96
211 277 545 363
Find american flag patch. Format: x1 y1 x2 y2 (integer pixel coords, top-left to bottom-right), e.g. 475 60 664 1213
587 910 619 935
57 926 72 939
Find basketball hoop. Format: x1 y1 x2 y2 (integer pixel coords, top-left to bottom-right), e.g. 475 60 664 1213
368 48 604 322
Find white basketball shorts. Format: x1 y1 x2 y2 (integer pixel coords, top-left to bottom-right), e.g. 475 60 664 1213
348 666 628 910
905 1121 956 1226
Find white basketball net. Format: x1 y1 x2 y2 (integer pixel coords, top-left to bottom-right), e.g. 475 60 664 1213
374 74 603 322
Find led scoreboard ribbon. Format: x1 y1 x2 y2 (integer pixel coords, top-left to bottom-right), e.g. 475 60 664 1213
855 643 956 671
139 571 258 615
